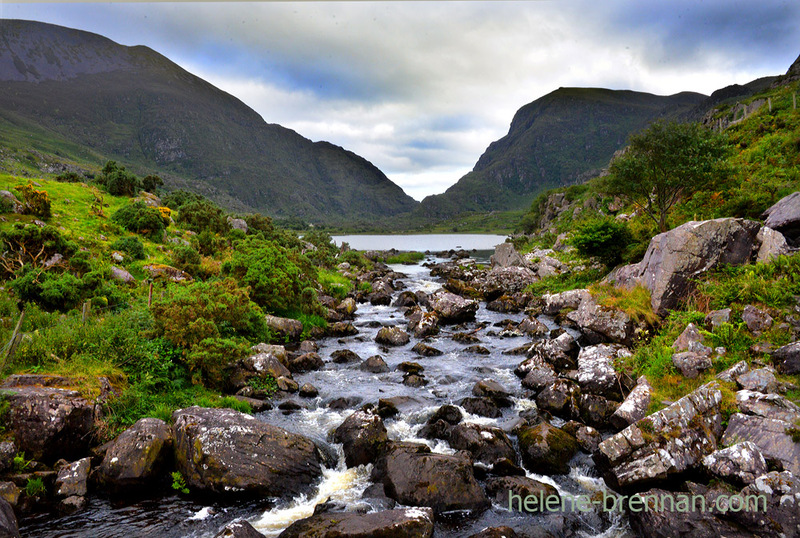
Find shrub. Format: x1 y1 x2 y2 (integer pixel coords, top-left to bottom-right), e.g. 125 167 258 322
318 269 352 301
142 175 164 193
176 199 229 235
570 218 632 267
15 183 51 218
10 268 83 311
186 337 250 388
0 224 77 277
170 244 201 274
111 236 146 260
100 161 142 196
111 202 166 240
55 171 82 183
162 190 206 211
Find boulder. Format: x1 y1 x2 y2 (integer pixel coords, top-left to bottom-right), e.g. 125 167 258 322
298 383 319 398
336 297 358 319
215 520 264 538
771 341 800 374
756 226 790 262
609 376 653 430
518 422 579 475
486 293 530 313
1 377 96 463
55 457 91 497
541 289 592 316
594 382 724 491
459 397 502 418
97 418 173 491
429 291 478 324
705 309 731 330
360 355 389 374
328 321 359 337
610 218 761 316
763 191 800 244
277 507 434 538
485 476 560 511
518 316 549 338
411 342 443 357
672 323 706 352
736 390 800 424
732 471 800 536
701 442 768 486
371 442 489 515
332 407 389 468
741 305 773 334
264 315 303 341
519 357 558 393
479 266 539 297
672 351 713 379
716 360 749 383
375 327 410 346
567 298 636 346
110 265 135 283
330 349 361 364
576 344 630 398
447 423 517 466
408 310 440 338
226 217 248 233
535 379 581 420
0 498 19 538
142 264 191 282
736 368 778 394
472 379 512 407
490 242 525 268
288 352 324 373
721 413 800 475
578 393 618 429
172 407 323 497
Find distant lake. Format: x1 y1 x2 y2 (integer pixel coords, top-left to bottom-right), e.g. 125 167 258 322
331 233 508 252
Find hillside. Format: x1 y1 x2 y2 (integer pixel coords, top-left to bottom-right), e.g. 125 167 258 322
414 88 707 219
0 19 419 224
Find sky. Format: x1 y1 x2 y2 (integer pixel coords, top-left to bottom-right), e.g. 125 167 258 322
2 1 799 201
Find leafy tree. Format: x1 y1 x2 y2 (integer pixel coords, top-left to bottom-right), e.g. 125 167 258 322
100 161 142 197
142 175 164 193
570 218 632 267
604 121 731 233
162 190 206 211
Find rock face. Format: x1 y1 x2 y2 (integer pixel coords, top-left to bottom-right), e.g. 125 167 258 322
594 382 723 491
429 291 478 324
332 407 389 468
721 413 800 475
97 418 173 491
1 376 96 463
763 191 800 244
701 442 768 486
172 407 323 497
372 442 489 515
772 341 800 375
610 218 761 315
277 507 434 538
0 497 20 538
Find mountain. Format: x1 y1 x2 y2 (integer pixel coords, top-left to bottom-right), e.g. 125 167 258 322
415 88 707 219
0 19 418 223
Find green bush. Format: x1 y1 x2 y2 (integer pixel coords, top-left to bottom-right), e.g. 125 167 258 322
14 183 51 218
11 268 83 311
142 175 164 193
176 199 229 235
55 171 83 183
99 161 142 196
170 244 201 274
186 337 250 388
111 236 146 260
570 218 632 266
111 202 166 241
162 190 206 211
0 224 77 277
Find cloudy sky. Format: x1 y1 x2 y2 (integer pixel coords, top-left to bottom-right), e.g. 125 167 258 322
2 1 799 200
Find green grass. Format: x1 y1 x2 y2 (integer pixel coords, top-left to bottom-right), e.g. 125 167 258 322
318 269 353 300
385 251 425 265
526 267 606 295
589 283 659 326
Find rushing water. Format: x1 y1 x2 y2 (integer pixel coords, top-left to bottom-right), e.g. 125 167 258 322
21 251 633 538
331 234 508 253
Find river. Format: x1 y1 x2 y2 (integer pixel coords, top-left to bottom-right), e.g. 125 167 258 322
21 241 632 537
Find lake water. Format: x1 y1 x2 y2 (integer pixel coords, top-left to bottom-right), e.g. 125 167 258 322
331 234 508 252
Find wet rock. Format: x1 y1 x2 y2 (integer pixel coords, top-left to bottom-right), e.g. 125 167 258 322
536 379 581 420
327 322 359 337
332 407 389 468
464 345 491 355
447 423 517 466
215 520 265 538
578 393 618 429
276 376 299 393
485 476 560 511
610 218 761 316
375 327 410 346
0 443 14 475
397 362 424 375
264 315 303 341
330 349 361 364
411 342 443 357
288 352 324 373
721 413 800 475
408 310 440 338
672 351 712 379
567 297 635 346
228 352 290 392
594 382 724 491
360 355 389 374
452 332 481 344
459 397 502 418
705 308 731 330
58 495 86 515
371 442 489 515
277 507 434 538
609 376 653 430
467 527 523 538
756 225 790 262
472 379 512 407
429 291 479 324
336 297 358 319
736 390 800 424
736 368 779 393
393 291 419 308
299 383 319 398
427 404 463 426
518 422 579 475
368 291 392 306
576 344 630 399
97 418 173 492
487 294 529 313
763 191 800 244
277 401 302 412
742 305 773 334
1 377 96 463
402 374 427 388
376 397 419 420
328 396 363 409
520 358 559 394
232 395 272 412
522 333 578 372
518 317 549 338
562 422 603 453
172 407 324 497
491 242 525 267
55 457 90 498
701 442 768 486
771 341 800 375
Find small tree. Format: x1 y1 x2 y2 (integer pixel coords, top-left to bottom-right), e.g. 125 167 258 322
100 161 142 196
604 121 731 233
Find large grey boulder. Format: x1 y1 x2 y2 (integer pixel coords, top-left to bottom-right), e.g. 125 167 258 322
371 442 489 515
756 226 790 262
609 376 653 430
735 390 800 424
576 344 631 398
594 382 723 491
701 442 768 486
763 191 800 244
172 407 324 497
0 497 20 538
332 407 388 468
609 218 761 316
264 315 303 341
429 291 478 324
479 266 539 295
97 418 173 491
567 297 636 345
541 289 592 316
1 376 96 463
721 413 800 475
517 421 579 475
772 341 800 375
277 507 434 538
490 242 525 268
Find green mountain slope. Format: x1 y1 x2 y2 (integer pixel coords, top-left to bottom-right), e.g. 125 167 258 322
415 88 707 219
0 19 418 223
